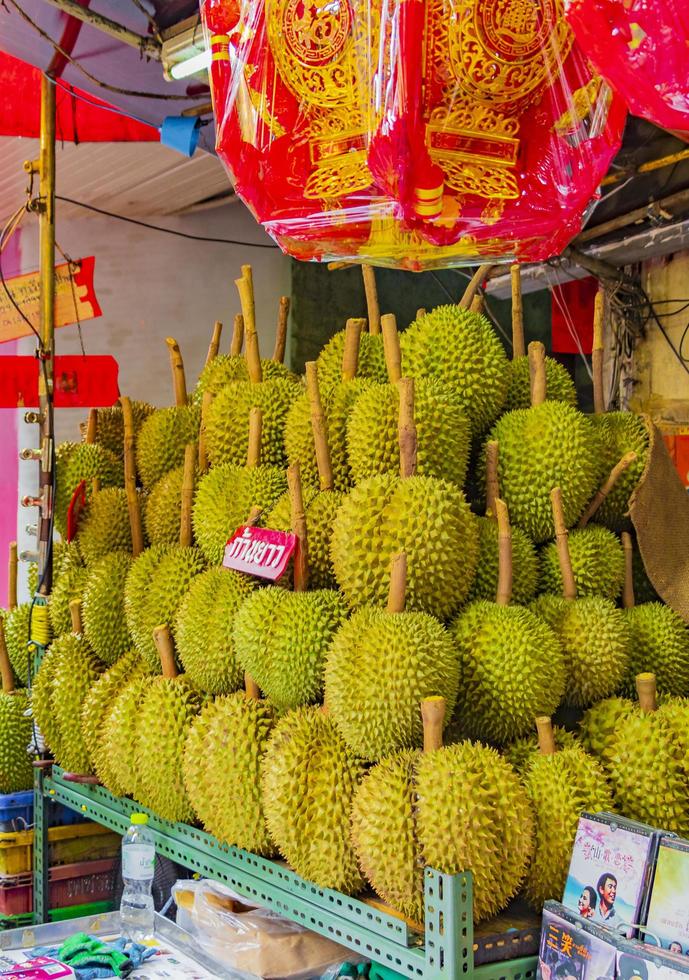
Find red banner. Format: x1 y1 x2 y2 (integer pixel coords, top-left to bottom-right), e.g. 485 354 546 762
0 355 119 408
550 277 597 356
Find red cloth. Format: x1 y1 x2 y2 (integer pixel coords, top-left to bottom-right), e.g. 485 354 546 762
550 277 597 355
0 354 119 408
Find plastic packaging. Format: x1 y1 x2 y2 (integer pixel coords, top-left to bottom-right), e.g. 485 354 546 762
120 813 155 943
173 878 364 980
201 0 626 269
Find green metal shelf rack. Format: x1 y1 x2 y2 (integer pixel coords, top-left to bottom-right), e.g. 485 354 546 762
33 766 538 980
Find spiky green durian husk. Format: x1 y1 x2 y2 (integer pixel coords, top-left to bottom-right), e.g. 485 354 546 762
96 676 150 798
400 306 510 436
54 442 78 536
487 403 604 542
29 540 73 596
135 676 203 822
31 646 64 760
347 379 471 488
80 649 145 766
0 691 33 793
416 742 534 921
632 545 660 604
46 633 104 773
324 608 460 761
504 356 577 413
502 727 580 774
136 405 201 490
175 568 254 694
605 711 689 834
234 588 348 711
183 693 276 852
93 401 155 458
4 604 33 686
261 707 365 892
77 488 146 566
621 604 689 697
64 443 124 497
126 547 206 672
193 355 296 404
523 746 614 909
205 378 300 468
657 698 689 754
468 517 539 604
144 465 187 546
539 527 625 600
48 556 89 640
264 488 343 590
82 552 132 665
192 464 287 566
578 697 634 766
331 475 479 619
450 603 565 744
350 751 422 921
316 330 388 391
590 413 649 531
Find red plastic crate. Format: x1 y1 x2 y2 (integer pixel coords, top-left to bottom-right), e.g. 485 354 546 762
0 858 116 915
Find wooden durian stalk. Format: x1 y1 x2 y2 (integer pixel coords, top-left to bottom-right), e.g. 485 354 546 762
288 461 309 592
0 620 15 695
85 409 98 445
246 407 263 468
165 338 188 407
198 391 214 474
180 443 197 548
550 487 577 600
8 542 17 609
69 598 83 635
120 396 144 558
305 362 334 491
381 313 402 384
459 263 494 308
245 673 261 700
341 318 366 382
577 451 638 528
621 531 635 609
416 308 426 319
236 265 262 384
273 297 290 363
636 672 657 713
485 440 499 520
247 504 263 527
231 314 244 356
91 478 101 495
511 264 526 359
494 498 513 607
387 551 407 614
528 341 547 407
205 321 223 368
398 378 417 479
592 289 605 415
362 265 381 335
536 716 557 755
153 624 178 680
421 695 446 753
470 294 484 315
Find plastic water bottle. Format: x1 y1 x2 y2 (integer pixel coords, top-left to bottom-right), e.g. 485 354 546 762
120 813 155 941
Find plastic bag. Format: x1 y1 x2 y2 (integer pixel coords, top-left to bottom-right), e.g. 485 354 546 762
202 0 626 268
565 0 689 140
173 879 365 980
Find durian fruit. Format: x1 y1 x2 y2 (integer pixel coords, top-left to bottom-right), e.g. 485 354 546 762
325 552 460 761
47 543 88 638
522 717 614 909
183 682 276 852
53 441 78 536
62 440 124 504
502 726 579 774
331 378 479 619
485 343 603 542
503 265 576 413
145 465 189 547
30 644 65 762
261 705 365 892
450 498 565 744
590 413 648 531
234 463 349 711
0 621 33 792
400 304 510 436
82 551 132 665
539 525 624 600
76 488 145 566
134 624 203 822
92 400 154 458
3 603 32 686
633 541 660 604
80 648 146 768
578 696 634 766
193 409 287 565
175 567 254 694
96 674 150 798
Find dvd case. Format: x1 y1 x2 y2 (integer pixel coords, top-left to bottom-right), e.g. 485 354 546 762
618 941 689 980
538 902 619 980
644 837 689 954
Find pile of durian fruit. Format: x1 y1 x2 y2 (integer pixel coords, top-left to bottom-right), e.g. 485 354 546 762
2 262 689 930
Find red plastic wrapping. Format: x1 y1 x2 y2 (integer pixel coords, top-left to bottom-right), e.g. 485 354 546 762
202 0 626 269
565 0 689 141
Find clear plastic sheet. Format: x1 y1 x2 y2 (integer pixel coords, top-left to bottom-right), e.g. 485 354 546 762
202 0 626 268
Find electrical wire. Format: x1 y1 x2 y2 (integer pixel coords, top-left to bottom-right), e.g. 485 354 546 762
50 75 157 131
0 205 41 341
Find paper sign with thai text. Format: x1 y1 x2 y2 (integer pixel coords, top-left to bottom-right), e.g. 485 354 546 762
223 525 296 580
0 355 119 408
0 255 101 344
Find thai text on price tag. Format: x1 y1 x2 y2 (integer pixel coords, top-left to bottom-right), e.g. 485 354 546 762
223 526 296 580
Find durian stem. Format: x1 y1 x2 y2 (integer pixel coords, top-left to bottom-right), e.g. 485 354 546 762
421 697 446 752
273 297 290 363
592 290 605 415
0 620 15 694
362 265 381 335
245 672 261 700
494 498 513 606
550 487 577 600
528 341 547 407
416 308 426 319
387 551 407 614
120 397 144 558
459 263 494 308
247 504 262 526
305 362 334 491
535 716 556 755
636 672 657 713
231 314 244 356
153 624 178 679
577 451 637 527
8 541 17 609
246 408 262 468
288 462 309 592
398 378 417 479
205 321 223 367
485 441 499 520
470 293 484 315
92 477 101 495
236 268 262 383
341 318 365 382
180 443 196 547
381 313 402 384
85 408 97 445
511 264 526 359
197 390 214 474
621 531 636 609
166 337 188 407
69 599 82 634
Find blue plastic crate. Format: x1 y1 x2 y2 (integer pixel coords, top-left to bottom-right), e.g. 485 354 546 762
0 792 89 832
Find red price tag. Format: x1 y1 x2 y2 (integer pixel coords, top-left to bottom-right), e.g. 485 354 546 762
223 525 296 581
66 481 87 542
